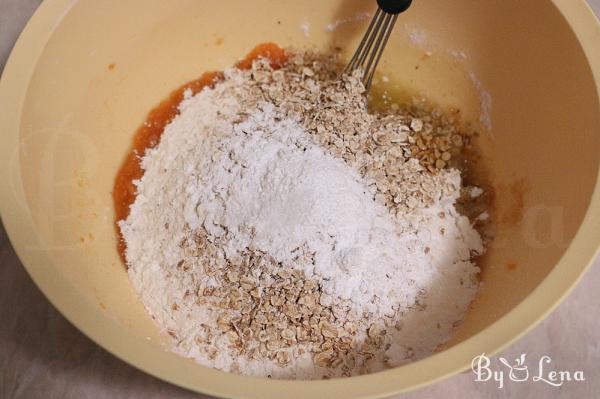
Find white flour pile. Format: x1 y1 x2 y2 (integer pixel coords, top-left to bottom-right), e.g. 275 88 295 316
119 50 485 379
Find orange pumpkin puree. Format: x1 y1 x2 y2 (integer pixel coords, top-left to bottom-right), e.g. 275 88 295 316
113 43 288 261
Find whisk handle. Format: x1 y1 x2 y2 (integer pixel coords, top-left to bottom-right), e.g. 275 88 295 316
376 0 412 14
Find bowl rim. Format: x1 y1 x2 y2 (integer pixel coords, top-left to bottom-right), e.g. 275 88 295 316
1 0 599 397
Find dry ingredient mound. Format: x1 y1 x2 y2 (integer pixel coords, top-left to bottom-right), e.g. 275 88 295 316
119 49 485 379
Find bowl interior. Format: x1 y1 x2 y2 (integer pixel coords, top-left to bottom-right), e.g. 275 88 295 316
8 0 600 395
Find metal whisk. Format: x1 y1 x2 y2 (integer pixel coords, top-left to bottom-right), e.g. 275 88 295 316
344 0 413 91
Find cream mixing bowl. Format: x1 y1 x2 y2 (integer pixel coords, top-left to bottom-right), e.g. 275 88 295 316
1 0 599 397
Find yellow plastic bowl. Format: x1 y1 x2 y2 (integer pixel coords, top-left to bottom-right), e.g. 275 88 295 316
1 0 600 397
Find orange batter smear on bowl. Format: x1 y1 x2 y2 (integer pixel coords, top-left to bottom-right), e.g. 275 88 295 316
113 43 287 262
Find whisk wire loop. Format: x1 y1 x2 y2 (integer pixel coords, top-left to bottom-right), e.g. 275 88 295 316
344 4 405 91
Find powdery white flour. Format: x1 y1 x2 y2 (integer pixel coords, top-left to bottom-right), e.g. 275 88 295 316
119 56 484 379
